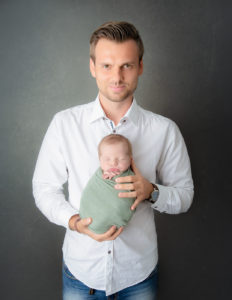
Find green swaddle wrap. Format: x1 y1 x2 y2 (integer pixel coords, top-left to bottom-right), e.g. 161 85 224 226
79 167 136 234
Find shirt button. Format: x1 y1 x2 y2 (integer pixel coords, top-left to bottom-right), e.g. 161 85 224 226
112 130 116 133
108 250 111 254
123 119 126 123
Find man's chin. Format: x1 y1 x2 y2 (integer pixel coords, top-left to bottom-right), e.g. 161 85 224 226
104 93 132 103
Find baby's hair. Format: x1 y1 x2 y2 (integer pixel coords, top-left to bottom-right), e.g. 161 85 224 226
98 134 132 157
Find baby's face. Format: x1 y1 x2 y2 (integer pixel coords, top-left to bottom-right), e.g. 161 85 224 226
99 142 131 174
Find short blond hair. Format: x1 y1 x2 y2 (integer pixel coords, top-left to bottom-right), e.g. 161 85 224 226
98 134 132 157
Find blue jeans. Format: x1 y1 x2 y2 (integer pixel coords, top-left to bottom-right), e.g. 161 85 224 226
62 262 158 300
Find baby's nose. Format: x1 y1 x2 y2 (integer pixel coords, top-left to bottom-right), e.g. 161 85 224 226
112 159 118 166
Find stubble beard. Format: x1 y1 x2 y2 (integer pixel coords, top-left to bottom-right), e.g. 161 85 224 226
101 82 138 104
106 91 132 103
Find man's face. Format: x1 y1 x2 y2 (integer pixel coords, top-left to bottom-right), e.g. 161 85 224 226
90 39 143 104
99 142 131 174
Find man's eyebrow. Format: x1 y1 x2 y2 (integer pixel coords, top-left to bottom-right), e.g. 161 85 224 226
99 61 136 65
99 62 111 66
119 61 136 66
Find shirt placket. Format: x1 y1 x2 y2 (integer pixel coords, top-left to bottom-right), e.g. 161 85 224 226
103 117 127 134
110 121 116 133
105 240 114 294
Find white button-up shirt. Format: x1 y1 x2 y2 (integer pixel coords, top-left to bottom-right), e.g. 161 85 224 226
32 97 194 296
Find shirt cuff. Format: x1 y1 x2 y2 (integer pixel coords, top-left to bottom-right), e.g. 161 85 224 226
150 183 168 213
62 207 79 229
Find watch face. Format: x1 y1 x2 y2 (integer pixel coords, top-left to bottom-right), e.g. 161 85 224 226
152 190 159 201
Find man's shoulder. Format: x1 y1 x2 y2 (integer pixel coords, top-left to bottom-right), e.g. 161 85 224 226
53 100 95 121
137 105 176 129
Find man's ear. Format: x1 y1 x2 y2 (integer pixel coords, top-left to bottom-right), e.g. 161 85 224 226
89 58 96 78
139 59 143 76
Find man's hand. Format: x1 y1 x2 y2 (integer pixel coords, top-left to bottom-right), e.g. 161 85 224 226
114 159 154 210
69 214 123 242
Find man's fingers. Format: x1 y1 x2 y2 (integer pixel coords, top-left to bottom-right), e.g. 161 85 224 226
104 225 118 237
131 198 141 210
78 218 123 242
115 183 135 191
76 217 91 233
115 175 136 183
118 191 137 198
104 226 123 241
82 217 92 226
90 226 123 242
109 226 124 240
131 158 141 175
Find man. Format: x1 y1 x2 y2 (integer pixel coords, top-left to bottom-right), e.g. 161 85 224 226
33 21 194 299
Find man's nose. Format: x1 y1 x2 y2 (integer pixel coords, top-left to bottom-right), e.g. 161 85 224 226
112 67 123 83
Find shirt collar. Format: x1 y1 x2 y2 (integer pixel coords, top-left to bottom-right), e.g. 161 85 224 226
89 95 140 127
89 96 106 123
123 98 140 127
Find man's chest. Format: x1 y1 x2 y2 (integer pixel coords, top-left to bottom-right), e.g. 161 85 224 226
59 119 167 183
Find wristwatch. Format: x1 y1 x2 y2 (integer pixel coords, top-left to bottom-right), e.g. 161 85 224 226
147 183 159 204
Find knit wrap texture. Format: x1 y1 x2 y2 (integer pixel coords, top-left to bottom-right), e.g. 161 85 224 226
79 167 135 234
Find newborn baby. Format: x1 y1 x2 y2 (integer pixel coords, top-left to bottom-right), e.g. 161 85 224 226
100 134 132 179
79 134 136 234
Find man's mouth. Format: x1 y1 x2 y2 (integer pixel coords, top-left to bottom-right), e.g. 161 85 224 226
110 85 125 92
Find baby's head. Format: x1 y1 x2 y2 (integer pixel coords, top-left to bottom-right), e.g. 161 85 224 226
98 134 132 175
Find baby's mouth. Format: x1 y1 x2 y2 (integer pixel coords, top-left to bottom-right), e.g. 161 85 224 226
107 168 120 173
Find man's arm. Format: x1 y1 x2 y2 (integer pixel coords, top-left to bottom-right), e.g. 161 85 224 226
32 115 77 228
32 115 123 240
115 122 194 214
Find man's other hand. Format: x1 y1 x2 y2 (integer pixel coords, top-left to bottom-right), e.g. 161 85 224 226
69 214 123 242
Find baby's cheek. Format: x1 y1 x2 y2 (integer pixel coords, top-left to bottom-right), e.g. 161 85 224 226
121 161 130 171
101 161 108 171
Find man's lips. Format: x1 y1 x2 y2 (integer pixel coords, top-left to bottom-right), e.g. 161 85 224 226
110 85 125 92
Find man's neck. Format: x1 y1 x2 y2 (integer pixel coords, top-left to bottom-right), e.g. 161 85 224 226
99 96 133 126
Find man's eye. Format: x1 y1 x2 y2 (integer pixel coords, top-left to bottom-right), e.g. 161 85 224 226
123 64 131 69
103 64 110 69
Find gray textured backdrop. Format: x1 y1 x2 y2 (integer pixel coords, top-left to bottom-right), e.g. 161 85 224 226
0 0 231 299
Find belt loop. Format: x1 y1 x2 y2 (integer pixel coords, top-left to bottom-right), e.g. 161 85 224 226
89 288 95 295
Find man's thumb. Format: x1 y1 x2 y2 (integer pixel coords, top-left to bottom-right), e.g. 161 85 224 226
83 217 92 225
